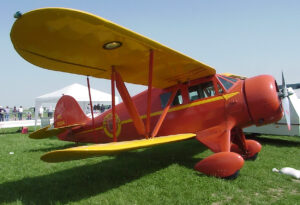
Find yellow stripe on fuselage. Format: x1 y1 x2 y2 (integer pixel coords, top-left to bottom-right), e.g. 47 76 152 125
75 92 239 135
133 92 239 122
77 126 104 135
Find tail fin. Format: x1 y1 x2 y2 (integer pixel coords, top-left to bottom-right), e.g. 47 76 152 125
54 95 89 128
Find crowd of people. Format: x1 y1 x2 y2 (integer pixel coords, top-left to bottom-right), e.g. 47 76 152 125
86 104 110 114
1 104 111 122
94 104 109 113
0 105 32 122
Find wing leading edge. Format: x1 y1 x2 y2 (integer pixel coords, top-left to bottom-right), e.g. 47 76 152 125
11 8 215 89
41 133 196 162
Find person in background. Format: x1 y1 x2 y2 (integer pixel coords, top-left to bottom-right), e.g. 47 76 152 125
5 106 10 121
100 104 105 113
86 104 90 114
13 106 17 120
48 106 53 118
18 106 23 120
0 106 4 122
27 111 32 120
39 106 44 118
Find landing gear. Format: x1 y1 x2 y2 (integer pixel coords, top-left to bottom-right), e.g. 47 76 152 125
194 152 244 178
230 127 261 160
194 126 260 179
231 139 261 160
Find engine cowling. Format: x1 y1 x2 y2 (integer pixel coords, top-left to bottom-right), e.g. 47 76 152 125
244 75 283 126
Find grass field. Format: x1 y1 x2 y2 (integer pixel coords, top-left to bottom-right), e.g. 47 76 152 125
0 128 300 205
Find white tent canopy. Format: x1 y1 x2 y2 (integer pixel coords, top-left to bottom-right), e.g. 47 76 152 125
34 83 119 127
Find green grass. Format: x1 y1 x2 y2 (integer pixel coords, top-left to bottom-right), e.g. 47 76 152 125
0 128 300 205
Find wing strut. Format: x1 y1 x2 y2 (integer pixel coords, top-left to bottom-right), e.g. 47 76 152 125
111 66 117 142
112 50 173 139
151 87 178 138
115 69 146 136
87 76 96 133
146 49 154 137
112 50 154 138
111 50 174 139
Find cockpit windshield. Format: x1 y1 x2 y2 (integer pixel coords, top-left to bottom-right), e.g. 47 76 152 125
217 75 239 90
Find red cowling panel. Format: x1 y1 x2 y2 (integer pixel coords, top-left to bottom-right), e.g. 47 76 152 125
195 152 244 178
244 75 283 126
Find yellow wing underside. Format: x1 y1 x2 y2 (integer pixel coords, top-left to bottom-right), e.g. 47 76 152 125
41 133 196 162
10 8 215 89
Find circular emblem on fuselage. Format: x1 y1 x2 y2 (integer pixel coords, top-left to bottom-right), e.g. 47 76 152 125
103 113 121 138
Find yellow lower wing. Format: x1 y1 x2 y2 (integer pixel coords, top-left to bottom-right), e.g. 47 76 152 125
41 133 196 162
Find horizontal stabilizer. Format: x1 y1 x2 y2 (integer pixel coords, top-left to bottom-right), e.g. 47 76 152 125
29 124 82 139
41 133 196 162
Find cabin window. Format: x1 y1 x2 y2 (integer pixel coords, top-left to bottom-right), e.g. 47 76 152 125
217 83 224 94
218 76 233 90
173 90 183 106
160 90 183 108
188 81 216 101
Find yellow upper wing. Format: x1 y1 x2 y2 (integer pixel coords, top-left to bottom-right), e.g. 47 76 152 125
11 8 215 89
41 133 195 162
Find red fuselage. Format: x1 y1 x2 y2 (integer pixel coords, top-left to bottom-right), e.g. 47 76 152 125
55 74 283 143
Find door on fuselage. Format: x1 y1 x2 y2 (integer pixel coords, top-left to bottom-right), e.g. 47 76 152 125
157 76 226 135
185 77 226 133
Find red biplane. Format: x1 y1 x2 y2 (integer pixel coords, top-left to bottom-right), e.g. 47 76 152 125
10 8 290 178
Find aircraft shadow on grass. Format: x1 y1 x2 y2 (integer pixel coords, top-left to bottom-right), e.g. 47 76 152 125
248 135 300 148
0 129 26 135
0 139 205 205
27 143 88 153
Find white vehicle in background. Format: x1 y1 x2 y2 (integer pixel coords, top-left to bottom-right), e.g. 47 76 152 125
245 85 300 136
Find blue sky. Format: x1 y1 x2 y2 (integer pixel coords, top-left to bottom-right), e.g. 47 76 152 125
1 0 300 107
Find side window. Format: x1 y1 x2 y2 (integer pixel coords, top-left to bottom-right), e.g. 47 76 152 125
217 83 224 94
160 92 171 108
188 81 216 101
160 90 183 108
172 90 183 106
218 76 233 90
